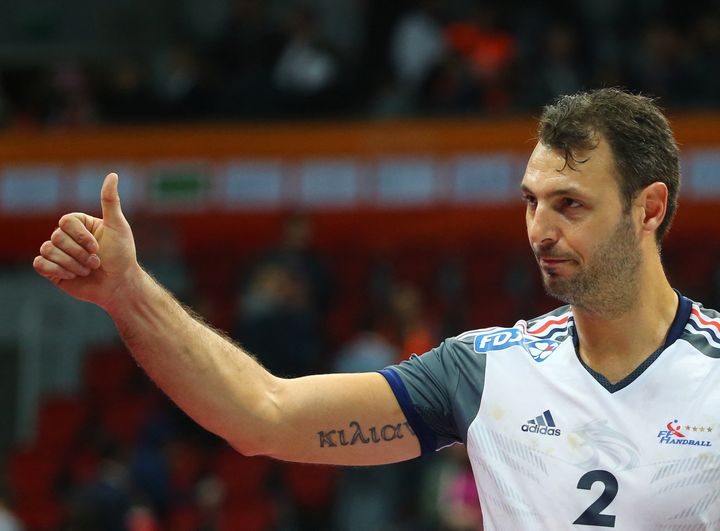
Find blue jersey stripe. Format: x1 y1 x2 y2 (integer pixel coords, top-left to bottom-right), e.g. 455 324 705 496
687 319 720 345
377 368 438 456
527 325 570 340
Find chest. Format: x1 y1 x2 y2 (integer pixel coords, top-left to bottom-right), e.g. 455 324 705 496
465 342 720 530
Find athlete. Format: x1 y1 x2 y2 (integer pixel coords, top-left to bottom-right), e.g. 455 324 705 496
34 88 720 529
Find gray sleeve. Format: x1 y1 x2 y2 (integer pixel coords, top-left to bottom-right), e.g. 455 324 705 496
378 336 486 455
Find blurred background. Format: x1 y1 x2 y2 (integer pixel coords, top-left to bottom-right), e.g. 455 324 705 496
1 0 720 530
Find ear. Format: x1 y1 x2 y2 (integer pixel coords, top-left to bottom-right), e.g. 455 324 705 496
636 182 668 236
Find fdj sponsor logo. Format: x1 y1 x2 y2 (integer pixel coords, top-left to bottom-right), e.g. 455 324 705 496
657 419 713 447
474 329 522 352
474 329 560 362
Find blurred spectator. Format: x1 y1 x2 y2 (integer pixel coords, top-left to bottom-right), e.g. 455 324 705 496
523 25 585 109
629 22 695 106
388 282 436 364
435 446 483 531
0 67 52 128
235 261 322 377
334 317 399 374
444 5 515 111
690 11 720 106
95 59 155 123
47 63 97 127
435 258 470 338
273 4 342 116
72 444 132 531
0 493 22 531
389 1 447 102
234 213 329 376
255 213 332 312
149 45 209 120
129 414 176 522
194 475 225 529
332 319 402 531
126 505 161 531
132 217 192 304
210 0 284 117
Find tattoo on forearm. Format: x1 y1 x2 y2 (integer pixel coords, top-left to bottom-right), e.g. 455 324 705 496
318 421 416 448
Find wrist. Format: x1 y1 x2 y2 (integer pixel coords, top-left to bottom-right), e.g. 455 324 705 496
101 262 149 317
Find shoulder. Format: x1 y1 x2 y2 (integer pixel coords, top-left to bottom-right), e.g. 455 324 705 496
449 305 573 361
683 301 720 359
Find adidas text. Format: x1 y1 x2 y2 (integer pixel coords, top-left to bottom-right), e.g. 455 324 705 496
521 424 561 436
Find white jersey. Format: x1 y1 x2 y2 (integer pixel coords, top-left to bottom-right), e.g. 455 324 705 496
380 294 720 530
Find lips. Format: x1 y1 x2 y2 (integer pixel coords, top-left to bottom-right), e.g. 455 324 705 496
538 257 572 267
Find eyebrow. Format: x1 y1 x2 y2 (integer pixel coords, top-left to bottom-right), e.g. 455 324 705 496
520 184 587 198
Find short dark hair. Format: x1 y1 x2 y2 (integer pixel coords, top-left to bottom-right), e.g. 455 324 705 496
537 88 680 244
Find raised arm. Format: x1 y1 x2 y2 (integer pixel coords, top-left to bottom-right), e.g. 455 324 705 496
33 173 420 465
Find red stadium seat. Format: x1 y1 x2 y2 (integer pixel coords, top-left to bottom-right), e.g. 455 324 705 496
168 441 206 492
35 395 89 454
14 498 64 531
65 446 100 485
7 446 62 499
210 448 273 502
282 462 337 510
167 506 201 531
83 345 139 405
218 501 276 531
100 392 160 446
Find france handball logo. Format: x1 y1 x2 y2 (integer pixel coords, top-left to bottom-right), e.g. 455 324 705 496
665 420 685 439
657 419 713 447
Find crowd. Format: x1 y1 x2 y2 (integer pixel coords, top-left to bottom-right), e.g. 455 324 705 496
0 0 719 128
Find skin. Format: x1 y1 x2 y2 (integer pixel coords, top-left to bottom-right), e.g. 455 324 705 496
33 173 420 465
521 137 678 383
33 137 677 462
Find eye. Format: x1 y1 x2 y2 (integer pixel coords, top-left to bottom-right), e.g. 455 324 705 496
523 194 537 207
561 198 582 209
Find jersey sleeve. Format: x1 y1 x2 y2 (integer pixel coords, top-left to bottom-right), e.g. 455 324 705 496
378 336 486 456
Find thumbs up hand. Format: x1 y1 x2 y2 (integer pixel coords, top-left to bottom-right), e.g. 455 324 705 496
33 173 139 310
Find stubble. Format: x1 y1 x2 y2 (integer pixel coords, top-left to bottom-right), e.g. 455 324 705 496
539 215 641 318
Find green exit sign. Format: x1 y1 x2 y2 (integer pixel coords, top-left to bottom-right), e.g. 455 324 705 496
149 167 210 205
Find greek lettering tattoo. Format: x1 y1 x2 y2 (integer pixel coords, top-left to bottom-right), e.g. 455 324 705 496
318 421 416 448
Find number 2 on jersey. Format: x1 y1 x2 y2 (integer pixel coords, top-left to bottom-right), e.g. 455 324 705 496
573 470 618 527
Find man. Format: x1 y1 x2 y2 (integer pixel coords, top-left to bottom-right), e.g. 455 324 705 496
34 88 720 529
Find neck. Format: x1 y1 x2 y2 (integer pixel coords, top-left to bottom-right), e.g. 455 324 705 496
572 255 679 384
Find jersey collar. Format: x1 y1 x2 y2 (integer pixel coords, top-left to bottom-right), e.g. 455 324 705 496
570 290 693 394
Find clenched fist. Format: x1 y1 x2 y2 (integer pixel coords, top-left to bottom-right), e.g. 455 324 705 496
33 173 139 310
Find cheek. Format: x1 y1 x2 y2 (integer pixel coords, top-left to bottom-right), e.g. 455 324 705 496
562 231 594 263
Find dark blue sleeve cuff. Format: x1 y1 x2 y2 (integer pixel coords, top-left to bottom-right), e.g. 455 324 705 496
378 368 438 456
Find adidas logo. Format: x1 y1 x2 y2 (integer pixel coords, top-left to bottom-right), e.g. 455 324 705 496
521 410 561 436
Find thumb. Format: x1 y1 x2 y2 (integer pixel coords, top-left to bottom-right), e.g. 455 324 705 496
100 172 126 226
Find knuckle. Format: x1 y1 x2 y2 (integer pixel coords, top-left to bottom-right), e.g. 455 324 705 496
40 241 54 255
50 229 64 245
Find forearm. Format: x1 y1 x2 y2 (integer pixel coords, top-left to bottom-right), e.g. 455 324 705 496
105 266 279 454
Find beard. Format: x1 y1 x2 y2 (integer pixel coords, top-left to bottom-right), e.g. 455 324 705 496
535 214 641 318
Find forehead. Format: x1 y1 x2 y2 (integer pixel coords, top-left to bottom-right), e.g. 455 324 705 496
521 139 621 198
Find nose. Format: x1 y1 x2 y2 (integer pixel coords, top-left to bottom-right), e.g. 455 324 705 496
527 203 559 248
